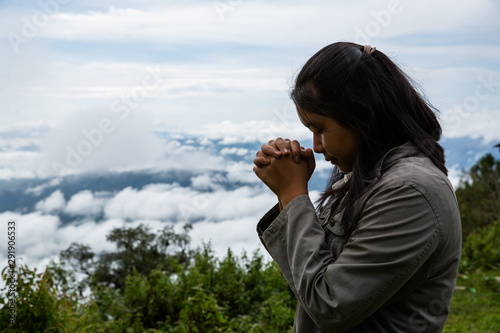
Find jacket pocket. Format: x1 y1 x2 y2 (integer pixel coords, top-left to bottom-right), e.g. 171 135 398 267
324 211 348 260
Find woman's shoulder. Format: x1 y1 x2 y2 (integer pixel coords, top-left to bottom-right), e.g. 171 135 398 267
365 142 460 228
374 141 455 195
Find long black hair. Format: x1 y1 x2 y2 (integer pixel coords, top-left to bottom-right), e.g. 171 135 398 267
290 42 446 238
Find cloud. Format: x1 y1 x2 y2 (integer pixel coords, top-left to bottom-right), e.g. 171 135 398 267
0 151 45 179
65 190 107 216
0 181 279 272
0 211 61 268
25 178 63 196
442 107 500 143
188 217 267 259
35 190 66 213
190 174 221 191
103 182 276 222
447 164 462 190
40 110 165 175
221 147 248 156
31 1 498 50
190 119 310 144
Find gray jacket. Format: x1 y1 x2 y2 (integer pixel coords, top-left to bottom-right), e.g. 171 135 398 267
257 142 462 332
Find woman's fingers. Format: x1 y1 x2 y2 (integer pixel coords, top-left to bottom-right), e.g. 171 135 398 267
254 157 269 168
300 148 316 179
264 138 302 163
290 140 301 162
262 144 282 158
274 137 291 155
254 151 271 167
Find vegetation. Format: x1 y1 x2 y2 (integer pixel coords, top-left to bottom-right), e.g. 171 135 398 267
1 151 499 331
455 153 500 240
443 270 500 333
0 226 296 332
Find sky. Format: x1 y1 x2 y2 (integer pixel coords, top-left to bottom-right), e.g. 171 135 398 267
0 0 500 271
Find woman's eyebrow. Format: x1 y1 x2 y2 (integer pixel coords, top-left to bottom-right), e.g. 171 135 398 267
304 120 320 129
298 115 315 129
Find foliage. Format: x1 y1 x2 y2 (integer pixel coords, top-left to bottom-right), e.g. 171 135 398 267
61 223 192 293
0 262 103 332
91 245 296 332
460 219 500 271
456 153 500 240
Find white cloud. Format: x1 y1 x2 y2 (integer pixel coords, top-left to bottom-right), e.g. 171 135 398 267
447 164 462 190
56 218 135 254
0 182 279 272
40 110 166 175
35 190 66 214
103 183 276 222
226 161 261 184
189 217 268 259
0 211 61 268
25 178 63 196
65 190 107 216
31 1 498 50
0 151 44 179
221 147 248 156
442 107 500 143
190 174 220 191
191 119 310 144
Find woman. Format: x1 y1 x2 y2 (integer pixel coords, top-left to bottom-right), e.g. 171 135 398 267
253 42 461 332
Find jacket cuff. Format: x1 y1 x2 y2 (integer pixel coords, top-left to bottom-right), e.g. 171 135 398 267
257 195 313 236
256 203 280 236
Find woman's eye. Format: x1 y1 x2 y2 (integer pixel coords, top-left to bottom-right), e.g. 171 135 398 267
306 124 323 134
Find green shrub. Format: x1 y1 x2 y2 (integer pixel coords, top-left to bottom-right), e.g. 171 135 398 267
460 219 500 271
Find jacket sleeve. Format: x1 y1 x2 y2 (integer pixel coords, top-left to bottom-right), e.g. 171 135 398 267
257 184 442 332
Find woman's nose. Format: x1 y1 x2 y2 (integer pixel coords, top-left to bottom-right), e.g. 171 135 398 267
312 133 324 154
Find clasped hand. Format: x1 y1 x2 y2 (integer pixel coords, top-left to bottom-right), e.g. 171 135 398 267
253 137 315 209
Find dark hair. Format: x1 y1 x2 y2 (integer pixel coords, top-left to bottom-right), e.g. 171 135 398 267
290 42 446 238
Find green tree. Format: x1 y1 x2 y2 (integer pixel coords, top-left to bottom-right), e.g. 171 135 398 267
456 153 500 240
60 223 192 292
0 262 103 332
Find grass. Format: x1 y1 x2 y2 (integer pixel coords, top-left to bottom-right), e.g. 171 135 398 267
443 268 500 332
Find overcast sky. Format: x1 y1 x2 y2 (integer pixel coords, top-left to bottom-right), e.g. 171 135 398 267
1 0 500 270
2 0 499 134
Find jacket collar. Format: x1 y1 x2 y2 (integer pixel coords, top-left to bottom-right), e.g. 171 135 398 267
331 141 425 190
371 141 424 178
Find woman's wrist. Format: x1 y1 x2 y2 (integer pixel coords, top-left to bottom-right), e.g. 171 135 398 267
279 188 308 209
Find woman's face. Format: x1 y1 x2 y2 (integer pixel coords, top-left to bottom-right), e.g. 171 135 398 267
298 107 358 173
